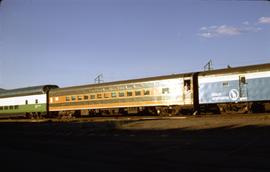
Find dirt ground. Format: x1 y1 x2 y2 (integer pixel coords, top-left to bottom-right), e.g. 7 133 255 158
0 114 270 172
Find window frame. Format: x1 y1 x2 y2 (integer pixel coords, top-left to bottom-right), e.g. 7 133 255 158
162 88 170 94
90 95 96 99
143 90 150 96
77 96 83 101
84 95 89 100
119 92 125 97
97 94 102 99
71 96 76 101
66 96 70 101
135 90 141 96
127 91 133 97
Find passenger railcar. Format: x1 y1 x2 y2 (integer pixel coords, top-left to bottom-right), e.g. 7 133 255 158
0 85 58 118
1 63 269 118
198 63 270 113
49 73 198 116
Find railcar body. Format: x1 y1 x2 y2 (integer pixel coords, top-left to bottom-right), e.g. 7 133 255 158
49 73 196 116
198 63 270 113
0 85 58 118
2 63 270 117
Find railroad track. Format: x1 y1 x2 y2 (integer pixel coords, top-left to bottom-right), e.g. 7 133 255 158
0 115 187 123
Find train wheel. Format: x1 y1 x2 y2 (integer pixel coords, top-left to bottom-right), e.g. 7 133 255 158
25 113 33 119
251 102 265 113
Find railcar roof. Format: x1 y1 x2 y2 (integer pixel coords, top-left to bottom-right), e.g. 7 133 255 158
0 85 58 98
51 72 194 92
199 63 270 76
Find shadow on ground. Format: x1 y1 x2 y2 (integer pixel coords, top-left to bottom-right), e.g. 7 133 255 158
0 120 269 172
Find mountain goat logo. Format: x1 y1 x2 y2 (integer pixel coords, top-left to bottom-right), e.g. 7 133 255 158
229 89 239 101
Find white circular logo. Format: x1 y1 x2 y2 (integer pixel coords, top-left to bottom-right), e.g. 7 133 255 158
229 89 239 101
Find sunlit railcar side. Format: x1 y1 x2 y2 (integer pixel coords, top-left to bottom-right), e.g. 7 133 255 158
49 74 195 116
198 63 270 113
0 85 58 118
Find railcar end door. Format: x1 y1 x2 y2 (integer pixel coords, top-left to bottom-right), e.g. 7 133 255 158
239 75 248 101
183 78 192 104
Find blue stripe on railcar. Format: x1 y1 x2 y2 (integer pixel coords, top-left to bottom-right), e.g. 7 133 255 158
199 77 270 104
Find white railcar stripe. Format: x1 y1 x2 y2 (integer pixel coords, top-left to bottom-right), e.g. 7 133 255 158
245 71 270 79
199 74 239 84
0 94 46 106
199 71 270 84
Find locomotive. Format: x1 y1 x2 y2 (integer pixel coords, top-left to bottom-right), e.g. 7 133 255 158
0 63 270 118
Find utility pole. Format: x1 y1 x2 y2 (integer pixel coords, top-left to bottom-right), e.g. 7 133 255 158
204 59 213 71
94 74 104 84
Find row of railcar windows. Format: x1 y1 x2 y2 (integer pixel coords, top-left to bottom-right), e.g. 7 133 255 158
0 99 40 110
65 90 151 102
0 105 19 110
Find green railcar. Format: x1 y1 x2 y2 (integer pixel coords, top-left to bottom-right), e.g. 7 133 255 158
0 85 58 117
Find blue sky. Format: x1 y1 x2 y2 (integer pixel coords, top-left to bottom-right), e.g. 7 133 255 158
0 0 270 89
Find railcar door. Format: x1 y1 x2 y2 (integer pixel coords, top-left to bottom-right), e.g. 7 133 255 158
183 78 192 104
239 75 248 101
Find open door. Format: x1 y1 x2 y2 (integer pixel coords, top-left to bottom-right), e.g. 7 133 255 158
239 75 248 101
183 78 192 104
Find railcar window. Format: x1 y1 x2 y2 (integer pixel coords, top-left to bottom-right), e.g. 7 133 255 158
223 82 228 86
55 97 59 101
90 95 96 99
0 106 3 110
4 106 8 110
240 76 246 84
77 96 82 101
25 100 28 105
97 94 102 99
104 93 109 98
119 92 125 97
84 95 89 100
9 106 13 110
35 99 38 104
184 80 191 91
135 91 141 96
162 88 170 94
127 91 133 97
144 90 150 95
15 105 19 109
71 96 76 101
66 96 70 101
111 92 117 98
